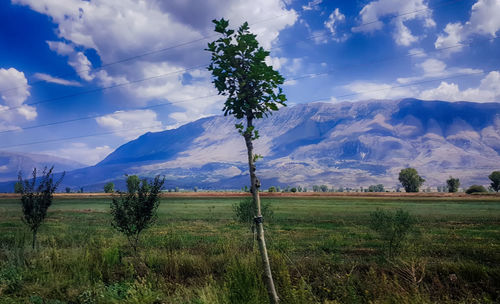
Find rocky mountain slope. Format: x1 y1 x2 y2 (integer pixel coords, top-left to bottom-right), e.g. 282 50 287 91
2 98 499 191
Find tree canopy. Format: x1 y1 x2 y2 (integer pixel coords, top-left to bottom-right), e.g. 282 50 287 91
398 168 425 193
489 171 500 192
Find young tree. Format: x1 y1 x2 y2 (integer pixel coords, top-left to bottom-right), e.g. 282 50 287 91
18 167 64 249
126 175 141 193
446 176 460 193
369 209 415 258
104 182 115 193
14 181 23 193
110 175 165 252
489 171 500 192
65 187 71 193
398 168 425 192
206 18 286 303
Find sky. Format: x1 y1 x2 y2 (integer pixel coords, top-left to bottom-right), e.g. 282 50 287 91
0 0 499 165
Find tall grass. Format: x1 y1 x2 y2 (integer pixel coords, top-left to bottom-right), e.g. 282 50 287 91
0 196 499 303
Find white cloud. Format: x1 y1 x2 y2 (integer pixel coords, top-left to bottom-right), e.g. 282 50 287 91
33 73 82 86
15 0 297 126
352 0 435 46
396 58 482 84
420 71 500 102
0 67 36 122
47 41 95 81
302 0 322 11
343 81 416 100
0 67 30 107
324 8 347 42
408 48 427 58
435 0 500 53
95 109 165 140
265 56 288 70
42 142 113 166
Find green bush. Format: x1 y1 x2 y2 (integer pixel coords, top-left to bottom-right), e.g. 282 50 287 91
110 175 165 252
369 209 416 258
104 182 115 193
465 185 487 194
233 198 273 229
268 186 276 193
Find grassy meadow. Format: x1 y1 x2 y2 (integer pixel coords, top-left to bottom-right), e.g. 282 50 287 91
0 195 499 303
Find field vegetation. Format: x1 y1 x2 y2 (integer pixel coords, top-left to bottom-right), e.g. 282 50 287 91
0 195 499 303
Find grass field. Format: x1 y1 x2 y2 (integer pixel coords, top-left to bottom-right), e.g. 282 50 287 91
1 195 499 303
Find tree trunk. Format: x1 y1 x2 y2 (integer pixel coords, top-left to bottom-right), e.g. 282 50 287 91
244 118 279 304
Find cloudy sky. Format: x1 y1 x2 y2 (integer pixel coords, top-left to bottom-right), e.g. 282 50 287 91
1 0 499 165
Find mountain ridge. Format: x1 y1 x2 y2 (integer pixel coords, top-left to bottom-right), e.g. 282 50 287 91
1 98 499 192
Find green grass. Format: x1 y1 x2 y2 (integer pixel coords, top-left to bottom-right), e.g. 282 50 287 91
1 196 499 303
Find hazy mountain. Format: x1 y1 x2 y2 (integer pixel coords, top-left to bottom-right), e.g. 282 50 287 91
2 98 500 192
0 151 85 183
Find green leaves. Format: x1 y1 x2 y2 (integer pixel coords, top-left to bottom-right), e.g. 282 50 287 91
206 18 287 135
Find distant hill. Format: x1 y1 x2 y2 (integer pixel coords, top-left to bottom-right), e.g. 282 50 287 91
1 98 499 192
0 151 85 183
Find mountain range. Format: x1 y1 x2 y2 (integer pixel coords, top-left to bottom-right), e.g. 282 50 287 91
1 98 499 192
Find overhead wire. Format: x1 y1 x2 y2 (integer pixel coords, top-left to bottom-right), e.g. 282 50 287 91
0 0 463 96
0 33 496 135
0 68 491 149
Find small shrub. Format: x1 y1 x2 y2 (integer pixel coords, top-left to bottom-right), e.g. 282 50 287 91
268 186 276 193
465 185 487 194
233 198 273 229
18 166 64 249
369 209 416 258
110 175 165 252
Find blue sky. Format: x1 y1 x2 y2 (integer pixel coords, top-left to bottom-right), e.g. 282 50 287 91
0 0 499 165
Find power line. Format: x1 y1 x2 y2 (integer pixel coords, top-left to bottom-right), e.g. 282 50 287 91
0 0 463 96
4 28 492 117
0 69 490 150
0 4 307 96
0 94 218 134
1 64 208 112
1 35 496 134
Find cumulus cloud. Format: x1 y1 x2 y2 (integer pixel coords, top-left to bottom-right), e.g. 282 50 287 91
420 71 500 102
95 109 165 140
42 142 113 165
435 0 500 53
14 0 297 126
0 67 36 124
352 0 435 46
341 69 500 103
33 73 81 86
